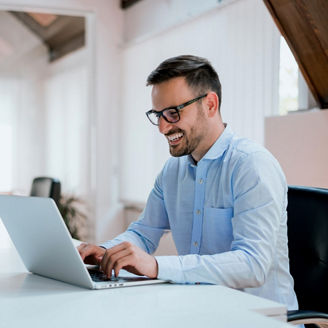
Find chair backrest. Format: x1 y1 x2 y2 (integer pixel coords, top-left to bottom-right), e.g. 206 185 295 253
30 177 61 205
287 186 328 313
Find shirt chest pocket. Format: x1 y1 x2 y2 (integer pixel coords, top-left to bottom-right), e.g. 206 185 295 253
203 207 234 253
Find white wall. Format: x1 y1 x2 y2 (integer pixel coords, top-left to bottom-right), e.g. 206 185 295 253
0 1 125 244
120 0 281 203
0 11 49 247
265 110 328 189
0 12 48 194
0 13 91 196
0 0 282 248
124 0 238 43
44 48 90 196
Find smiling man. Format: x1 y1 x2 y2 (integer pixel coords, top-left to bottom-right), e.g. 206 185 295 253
78 55 298 311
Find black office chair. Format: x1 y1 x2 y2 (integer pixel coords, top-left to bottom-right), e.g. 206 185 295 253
30 177 61 206
287 186 328 327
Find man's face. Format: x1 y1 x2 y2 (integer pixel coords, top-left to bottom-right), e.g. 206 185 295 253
151 77 209 159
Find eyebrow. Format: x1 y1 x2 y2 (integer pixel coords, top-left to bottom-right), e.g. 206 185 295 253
152 98 191 112
152 104 178 112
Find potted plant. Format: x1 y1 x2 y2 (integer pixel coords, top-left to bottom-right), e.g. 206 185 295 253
57 194 88 240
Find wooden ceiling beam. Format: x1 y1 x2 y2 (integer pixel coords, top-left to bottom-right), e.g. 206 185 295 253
121 0 143 10
263 0 328 109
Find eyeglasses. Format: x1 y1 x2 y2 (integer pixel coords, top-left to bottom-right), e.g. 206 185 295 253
146 94 207 126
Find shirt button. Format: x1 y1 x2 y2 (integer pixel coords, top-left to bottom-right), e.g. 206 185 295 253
199 178 203 184
196 209 201 215
194 241 198 246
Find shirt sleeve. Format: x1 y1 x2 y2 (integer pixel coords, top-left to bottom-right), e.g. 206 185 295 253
156 151 287 288
101 167 170 254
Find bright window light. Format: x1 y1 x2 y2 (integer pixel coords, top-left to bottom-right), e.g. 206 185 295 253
0 124 13 192
279 36 299 115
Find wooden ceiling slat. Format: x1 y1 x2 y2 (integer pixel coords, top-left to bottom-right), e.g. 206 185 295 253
121 0 143 9
27 12 57 27
263 0 328 109
10 11 85 62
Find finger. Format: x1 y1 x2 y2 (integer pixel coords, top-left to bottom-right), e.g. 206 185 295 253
106 248 133 277
113 257 132 277
78 244 105 264
95 253 104 263
77 243 88 253
104 242 132 258
99 242 131 271
77 243 92 260
101 248 132 278
101 248 132 277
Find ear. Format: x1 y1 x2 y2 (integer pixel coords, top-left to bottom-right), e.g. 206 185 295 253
204 92 219 118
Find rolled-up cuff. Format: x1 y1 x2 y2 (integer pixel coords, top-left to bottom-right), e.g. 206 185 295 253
155 255 185 283
99 240 121 249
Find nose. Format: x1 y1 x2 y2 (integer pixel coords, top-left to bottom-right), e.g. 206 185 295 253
158 116 171 135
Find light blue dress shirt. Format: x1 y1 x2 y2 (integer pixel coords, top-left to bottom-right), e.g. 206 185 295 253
102 125 298 310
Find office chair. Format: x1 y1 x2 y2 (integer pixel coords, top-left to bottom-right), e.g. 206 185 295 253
287 186 328 327
30 177 61 206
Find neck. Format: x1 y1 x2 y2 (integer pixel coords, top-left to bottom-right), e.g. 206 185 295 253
192 122 225 162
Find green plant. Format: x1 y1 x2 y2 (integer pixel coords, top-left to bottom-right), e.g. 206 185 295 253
57 194 88 240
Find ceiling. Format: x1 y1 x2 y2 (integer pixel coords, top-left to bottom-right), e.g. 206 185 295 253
8 1 141 62
121 0 143 9
10 11 85 62
263 0 328 109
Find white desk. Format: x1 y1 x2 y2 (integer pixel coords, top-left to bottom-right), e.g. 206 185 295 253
0 244 292 328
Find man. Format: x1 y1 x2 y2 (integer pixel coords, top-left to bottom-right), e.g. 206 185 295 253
78 55 298 310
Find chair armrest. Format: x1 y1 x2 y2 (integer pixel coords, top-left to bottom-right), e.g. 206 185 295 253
288 310 328 327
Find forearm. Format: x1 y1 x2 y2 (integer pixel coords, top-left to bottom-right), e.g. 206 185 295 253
100 229 150 252
101 169 170 253
101 219 167 254
156 250 267 288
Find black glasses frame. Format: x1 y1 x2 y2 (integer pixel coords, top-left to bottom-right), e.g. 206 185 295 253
146 93 208 126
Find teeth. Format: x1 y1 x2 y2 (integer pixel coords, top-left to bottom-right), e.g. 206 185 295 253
167 133 183 141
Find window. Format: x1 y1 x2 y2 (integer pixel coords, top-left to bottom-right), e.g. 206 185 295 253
0 93 14 248
279 36 299 115
0 86 14 192
0 125 13 191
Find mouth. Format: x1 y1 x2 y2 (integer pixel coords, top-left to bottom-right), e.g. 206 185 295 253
166 132 184 146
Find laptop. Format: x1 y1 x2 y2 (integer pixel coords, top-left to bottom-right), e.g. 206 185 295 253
0 195 168 289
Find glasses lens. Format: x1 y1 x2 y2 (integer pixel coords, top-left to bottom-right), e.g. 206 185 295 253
147 112 160 125
163 108 179 123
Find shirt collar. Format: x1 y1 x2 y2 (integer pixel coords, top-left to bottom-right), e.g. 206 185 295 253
187 124 233 165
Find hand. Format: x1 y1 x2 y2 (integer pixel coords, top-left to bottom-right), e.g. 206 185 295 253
100 242 158 279
77 243 106 265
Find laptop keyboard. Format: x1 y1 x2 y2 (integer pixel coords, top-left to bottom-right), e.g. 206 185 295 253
88 269 119 282
88 268 153 283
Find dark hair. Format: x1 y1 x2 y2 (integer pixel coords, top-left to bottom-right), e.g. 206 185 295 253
146 55 222 110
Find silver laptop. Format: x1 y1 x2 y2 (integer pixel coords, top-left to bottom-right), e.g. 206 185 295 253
0 195 167 289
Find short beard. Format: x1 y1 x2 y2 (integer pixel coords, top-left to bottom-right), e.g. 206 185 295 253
168 105 206 157
168 126 201 157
